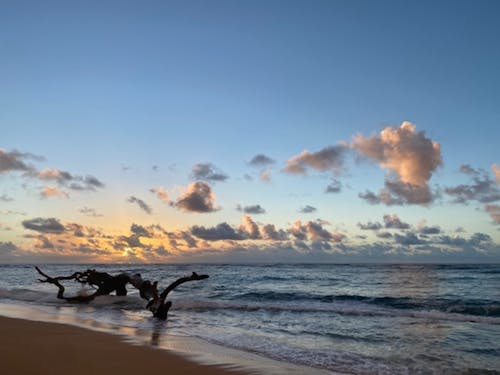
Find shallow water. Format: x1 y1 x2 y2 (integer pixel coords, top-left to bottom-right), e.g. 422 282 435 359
0 263 499 374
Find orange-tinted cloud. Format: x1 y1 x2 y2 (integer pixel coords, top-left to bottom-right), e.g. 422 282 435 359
284 145 347 175
352 122 442 186
485 204 500 224
492 164 500 184
240 214 261 239
259 169 272 182
38 168 104 191
288 220 344 242
150 186 170 204
40 186 69 199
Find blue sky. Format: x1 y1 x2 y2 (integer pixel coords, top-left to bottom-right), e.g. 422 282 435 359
1 0 499 263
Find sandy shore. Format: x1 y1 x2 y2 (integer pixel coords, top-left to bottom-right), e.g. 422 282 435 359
0 316 248 375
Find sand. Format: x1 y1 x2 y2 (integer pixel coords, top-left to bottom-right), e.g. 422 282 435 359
0 316 248 375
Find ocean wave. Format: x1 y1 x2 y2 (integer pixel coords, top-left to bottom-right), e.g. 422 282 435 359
0 287 59 303
2 286 499 324
0 287 146 310
172 298 500 324
233 291 500 318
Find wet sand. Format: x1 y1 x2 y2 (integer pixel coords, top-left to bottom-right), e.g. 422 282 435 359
0 316 248 375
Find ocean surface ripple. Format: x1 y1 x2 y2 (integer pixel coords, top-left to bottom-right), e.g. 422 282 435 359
0 263 499 374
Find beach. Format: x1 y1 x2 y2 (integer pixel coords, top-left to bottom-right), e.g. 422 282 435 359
0 263 499 374
0 316 246 375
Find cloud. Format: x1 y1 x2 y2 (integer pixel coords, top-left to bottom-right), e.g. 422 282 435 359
180 231 198 248
358 191 381 205
37 168 104 191
35 235 55 249
0 241 17 255
175 181 218 213
154 246 169 256
127 196 152 214
394 232 426 245
353 122 441 206
0 149 41 174
79 207 103 217
357 221 382 230
150 186 169 204
325 179 342 194
191 222 245 241
243 173 254 182
444 165 500 204
190 215 281 242
384 179 435 205
1 150 103 194
259 169 272 182
38 168 72 184
383 214 410 229
0 194 14 202
352 122 442 186
248 154 276 167
418 225 441 235
191 163 228 182
284 145 347 175
117 234 143 248
0 222 12 231
240 215 261 239
261 224 289 241
493 164 500 184
436 232 493 252
5 212 500 263
359 179 435 205
22 217 66 233
299 205 317 214
485 204 500 224
376 231 392 239
66 223 86 237
0 210 26 216
237 204 266 214
40 186 69 199
468 232 492 245
129 223 150 238
79 175 104 189
289 220 337 242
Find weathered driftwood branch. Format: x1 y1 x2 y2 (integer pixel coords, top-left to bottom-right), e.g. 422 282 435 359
148 272 209 319
35 267 209 320
35 266 100 302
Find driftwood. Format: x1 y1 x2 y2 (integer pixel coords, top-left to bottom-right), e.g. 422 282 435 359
35 267 208 320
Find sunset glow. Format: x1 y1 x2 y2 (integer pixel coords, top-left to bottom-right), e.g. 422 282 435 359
1 1 499 263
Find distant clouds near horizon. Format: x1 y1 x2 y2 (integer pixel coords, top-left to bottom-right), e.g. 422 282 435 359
1 121 499 263
1 0 499 263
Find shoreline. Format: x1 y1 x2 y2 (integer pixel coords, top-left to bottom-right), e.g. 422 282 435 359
0 302 330 375
0 315 248 375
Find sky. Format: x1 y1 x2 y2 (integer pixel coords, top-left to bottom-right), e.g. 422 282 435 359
1 0 499 263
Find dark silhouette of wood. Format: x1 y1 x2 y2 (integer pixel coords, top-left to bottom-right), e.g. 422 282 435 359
35 267 209 320
148 272 209 319
35 266 100 302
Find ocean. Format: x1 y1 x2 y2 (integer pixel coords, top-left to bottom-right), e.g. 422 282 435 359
0 263 499 374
